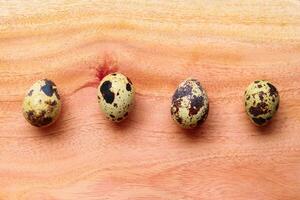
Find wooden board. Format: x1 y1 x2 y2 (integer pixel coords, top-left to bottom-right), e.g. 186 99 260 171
0 0 300 199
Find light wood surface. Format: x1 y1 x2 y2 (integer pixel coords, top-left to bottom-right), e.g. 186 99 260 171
0 1 300 199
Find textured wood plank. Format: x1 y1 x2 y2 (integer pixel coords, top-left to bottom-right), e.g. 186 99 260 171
0 0 300 199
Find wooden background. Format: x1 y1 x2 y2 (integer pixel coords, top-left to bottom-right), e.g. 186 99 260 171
0 0 300 199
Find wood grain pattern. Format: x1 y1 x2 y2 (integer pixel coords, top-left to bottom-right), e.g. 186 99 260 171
0 0 300 199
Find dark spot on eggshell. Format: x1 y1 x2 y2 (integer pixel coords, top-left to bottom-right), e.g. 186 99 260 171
258 91 265 101
252 117 266 125
41 117 53 126
28 89 34 96
246 96 250 100
170 107 176 116
27 110 34 119
110 114 115 118
100 81 115 104
41 79 60 99
113 103 118 108
249 102 269 117
171 99 181 115
267 83 278 97
258 84 262 88
126 83 132 91
26 110 53 127
117 117 123 121
172 84 192 102
41 80 55 97
176 117 182 124
189 95 204 116
45 100 57 106
254 80 260 84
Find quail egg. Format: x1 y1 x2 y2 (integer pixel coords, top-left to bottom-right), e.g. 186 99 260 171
97 73 135 122
171 78 209 129
22 79 61 127
244 80 279 126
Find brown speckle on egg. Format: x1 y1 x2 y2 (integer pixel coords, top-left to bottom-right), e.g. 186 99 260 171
100 81 115 104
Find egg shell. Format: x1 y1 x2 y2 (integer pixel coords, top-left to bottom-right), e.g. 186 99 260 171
97 73 135 122
22 79 61 127
244 80 279 126
171 78 209 129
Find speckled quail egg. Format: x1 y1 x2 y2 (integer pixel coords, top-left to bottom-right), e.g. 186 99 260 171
97 73 135 122
171 78 209 129
244 80 279 126
22 79 61 127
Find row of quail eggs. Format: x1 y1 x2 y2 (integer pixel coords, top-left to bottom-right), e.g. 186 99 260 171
23 74 280 129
